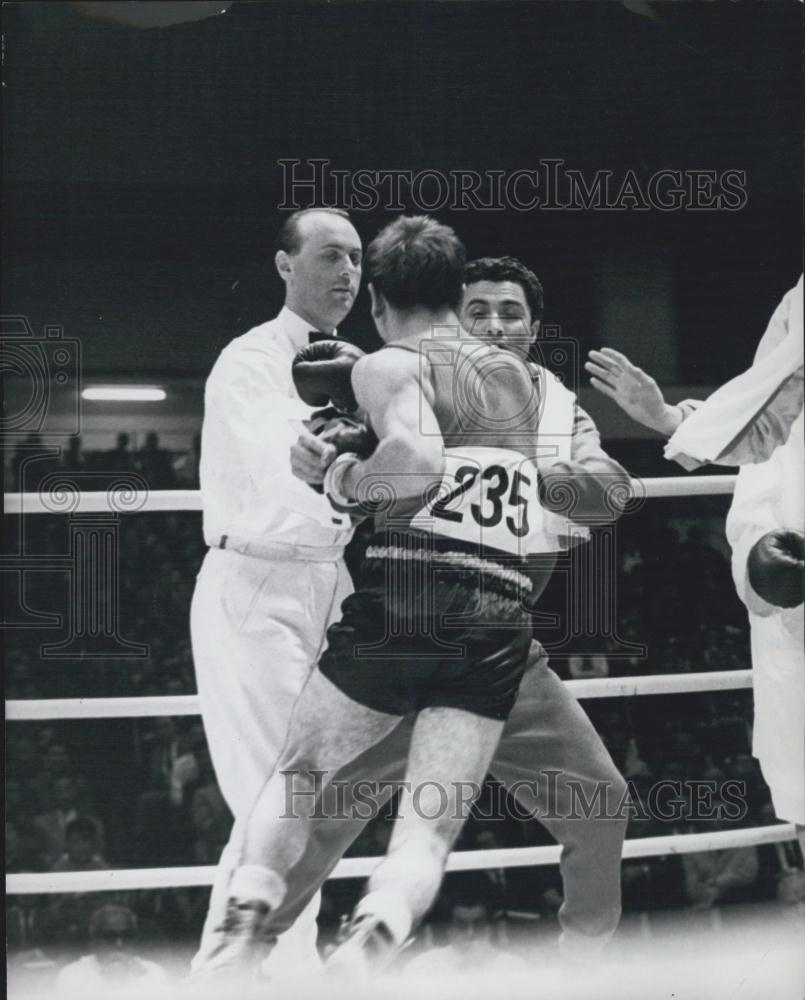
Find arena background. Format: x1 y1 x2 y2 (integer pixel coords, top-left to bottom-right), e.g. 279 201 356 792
3 2 804 998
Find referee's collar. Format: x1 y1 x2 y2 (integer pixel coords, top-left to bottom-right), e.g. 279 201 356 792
279 306 337 353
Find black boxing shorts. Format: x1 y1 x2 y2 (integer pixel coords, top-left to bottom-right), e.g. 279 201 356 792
317 535 533 721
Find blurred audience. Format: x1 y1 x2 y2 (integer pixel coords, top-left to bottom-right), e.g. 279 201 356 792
34 777 104 868
54 905 167 995
7 431 196 491
678 800 761 910
137 432 176 489
406 895 528 976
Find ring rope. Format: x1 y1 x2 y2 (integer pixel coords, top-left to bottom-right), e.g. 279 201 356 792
6 824 796 895
6 670 753 722
8 473 771 902
3 474 736 516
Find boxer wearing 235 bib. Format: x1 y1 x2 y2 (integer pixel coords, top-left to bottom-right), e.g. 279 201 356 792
319 336 550 722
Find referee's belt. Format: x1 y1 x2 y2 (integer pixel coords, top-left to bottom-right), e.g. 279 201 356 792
209 535 344 563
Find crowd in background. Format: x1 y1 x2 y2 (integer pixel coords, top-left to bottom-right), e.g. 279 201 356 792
7 431 200 495
5 436 804 969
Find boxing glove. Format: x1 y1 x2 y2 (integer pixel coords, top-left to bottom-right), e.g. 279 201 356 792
747 529 804 609
308 407 378 459
292 339 365 413
302 408 377 501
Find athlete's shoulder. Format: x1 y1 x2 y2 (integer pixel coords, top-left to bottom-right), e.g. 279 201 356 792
354 346 419 383
351 349 429 415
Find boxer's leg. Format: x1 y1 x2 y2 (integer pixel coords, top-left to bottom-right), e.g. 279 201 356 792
328 705 505 971
238 669 403 882
491 646 627 955
264 717 413 939
196 670 403 976
190 550 348 971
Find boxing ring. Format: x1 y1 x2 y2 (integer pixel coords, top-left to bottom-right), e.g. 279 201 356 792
5 472 799 902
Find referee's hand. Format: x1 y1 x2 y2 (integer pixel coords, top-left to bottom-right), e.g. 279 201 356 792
291 429 336 485
586 347 682 436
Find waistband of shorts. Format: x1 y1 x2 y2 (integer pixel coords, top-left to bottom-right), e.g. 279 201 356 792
364 544 532 594
208 534 343 564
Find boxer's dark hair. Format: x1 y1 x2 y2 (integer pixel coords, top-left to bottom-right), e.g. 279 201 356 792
276 208 352 255
464 256 544 321
366 215 466 311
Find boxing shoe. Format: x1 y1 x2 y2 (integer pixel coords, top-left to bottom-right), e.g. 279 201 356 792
324 913 398 981
188 898 276 987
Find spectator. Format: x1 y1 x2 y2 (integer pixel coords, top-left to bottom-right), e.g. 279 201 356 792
28 743 76 809
34 776 104 867
189 743 232 865
54 905 167 995
174 432 201 488
682 845 759 909
140 718 182 791
60 436 85 473
470 830 514 920
7 732 40 780
50 817 109 873
7 822 23 870
406 897 528 976
105 433 134 473
568 652 609 680
6 780 48 871
42 820 111 950
137 432 175 489
679 801 760 910
134 724 204 866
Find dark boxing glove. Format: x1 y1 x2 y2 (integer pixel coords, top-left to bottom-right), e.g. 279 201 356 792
292 339 365 413
308 407 378 459
304 408 377 500
747 529 804 609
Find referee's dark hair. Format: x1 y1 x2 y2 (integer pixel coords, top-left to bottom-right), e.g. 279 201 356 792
366 215 466 312
464 256 544 321
276 207 352 255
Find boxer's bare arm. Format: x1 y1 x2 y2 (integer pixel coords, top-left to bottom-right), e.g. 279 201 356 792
342 352 444 502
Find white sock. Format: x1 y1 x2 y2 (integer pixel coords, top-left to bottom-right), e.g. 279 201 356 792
228 865 287 910
354 890 413 945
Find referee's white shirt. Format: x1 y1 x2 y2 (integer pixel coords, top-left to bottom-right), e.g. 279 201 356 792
199 306 353 549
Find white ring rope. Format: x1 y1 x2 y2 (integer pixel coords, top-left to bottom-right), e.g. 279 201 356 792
3 475 735 516
7 472 776 903
5 670 753 722
6 824 796 895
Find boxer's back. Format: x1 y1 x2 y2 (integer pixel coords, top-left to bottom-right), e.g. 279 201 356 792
373 336 543 557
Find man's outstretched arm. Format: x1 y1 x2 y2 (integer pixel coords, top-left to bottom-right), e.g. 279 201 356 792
538 403 631 522
586 346 803 468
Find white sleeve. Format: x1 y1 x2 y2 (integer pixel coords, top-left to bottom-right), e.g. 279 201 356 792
725 456 782 616
665 276 804 469
204 342 311 494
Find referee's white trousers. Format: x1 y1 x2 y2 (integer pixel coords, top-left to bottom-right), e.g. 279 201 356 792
189 546 352 973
